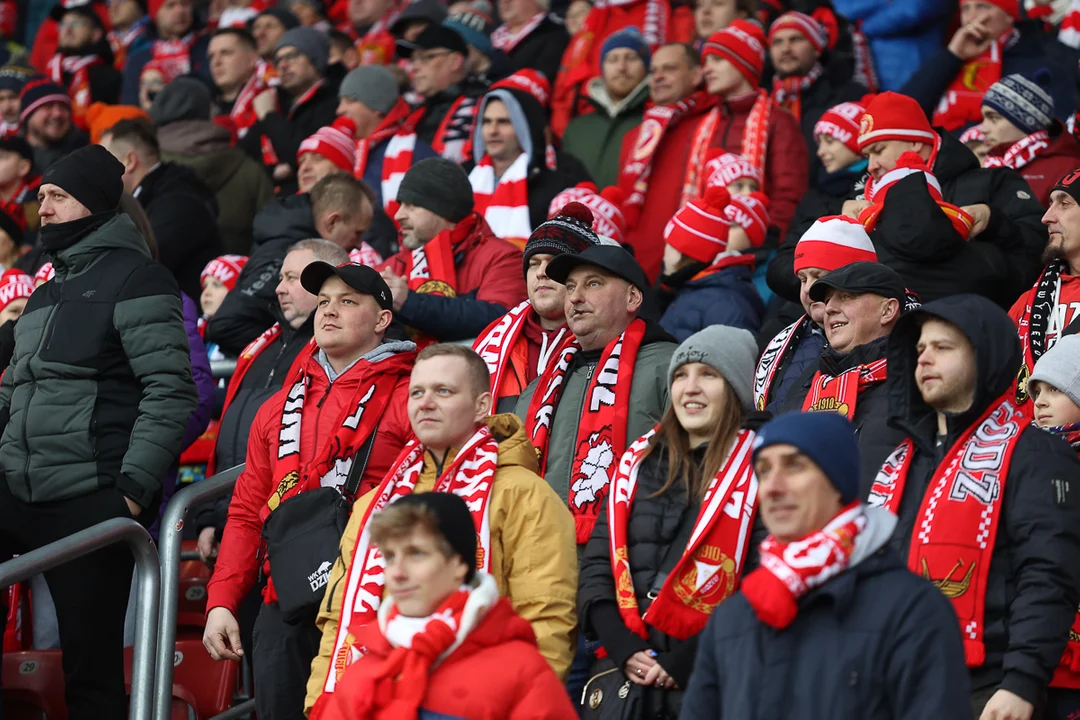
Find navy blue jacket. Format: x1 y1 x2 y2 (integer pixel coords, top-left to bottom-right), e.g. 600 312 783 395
658 258 765 343
680 509 973 720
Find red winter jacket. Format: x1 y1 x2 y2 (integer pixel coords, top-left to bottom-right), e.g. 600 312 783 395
205 343 415 614
987 122 1080 207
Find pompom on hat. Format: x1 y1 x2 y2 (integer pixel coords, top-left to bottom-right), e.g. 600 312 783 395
724 192 770 248
664 186 736 264
547 183 627 243
523 202 603 274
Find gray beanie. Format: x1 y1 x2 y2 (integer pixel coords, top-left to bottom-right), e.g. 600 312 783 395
668 326 758 409
339 65 400 115
396 157 474 223
149 77 212 126
276 27 329 74
1030 335 1080 410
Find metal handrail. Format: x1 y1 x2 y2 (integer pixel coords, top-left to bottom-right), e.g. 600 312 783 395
154 464 245 720
209 359 237 381
0 518 160 720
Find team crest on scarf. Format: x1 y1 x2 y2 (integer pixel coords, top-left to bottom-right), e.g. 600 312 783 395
570 426 616 514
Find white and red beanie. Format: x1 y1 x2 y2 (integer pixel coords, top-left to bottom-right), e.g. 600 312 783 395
857 91 937 153
664 186 734 264
491 69 550 109
201 255 249 292
0 268 34 313
701 19 767 88
768 11 828 54
705 150 763 189
547 183 628 243
814 99 868 154
34 262 55 285
297 116 357 172
792 215 877 273
725 192 770 248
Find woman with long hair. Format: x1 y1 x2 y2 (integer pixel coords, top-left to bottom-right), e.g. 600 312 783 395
577 325 763 718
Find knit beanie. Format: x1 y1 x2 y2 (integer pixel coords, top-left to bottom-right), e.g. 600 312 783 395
276 27 329 74
792 215 877 273
445 10 494 56
725 192 770 248
664 186 732 264
201 255 249 292
40 145 124 214
547 183 627 243
768 11 827 54
386 492 478 582
668 325 758 408
397 157 474 223
491 70 551 109
701 20 766 88
339 65 399 115
255 6 301 31
86 102 150 144
150 77 213 126
600 26 651 66
1030 335 1080 411
752 411 860 504
982 72 1054 137
0 65 32 95
814 99 867 155
0 268 34 315
1051 169 1080 204
857 91 936 153
34 262 55 285
19 78 70 126
0 134 32 163
297 116 357 172
0 200 25 245
524 202 600 273
705 150 762 189
984 0 1020 20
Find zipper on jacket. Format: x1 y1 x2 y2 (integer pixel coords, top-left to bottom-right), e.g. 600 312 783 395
43 299 64 352
22 299 63 500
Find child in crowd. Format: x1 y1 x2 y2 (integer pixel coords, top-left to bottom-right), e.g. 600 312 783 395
0 268 34 325
706 150 761 196
200 254 248 336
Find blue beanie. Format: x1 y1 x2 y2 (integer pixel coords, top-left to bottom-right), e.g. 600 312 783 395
982 72 1054 136
600 26 650 66
752 412 860 504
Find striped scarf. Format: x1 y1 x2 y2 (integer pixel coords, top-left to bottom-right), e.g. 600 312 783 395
984 128 1051 171
469 152 531 249
801 358 887 420
354 98 417 218
684 90 772 205
770 62 824 122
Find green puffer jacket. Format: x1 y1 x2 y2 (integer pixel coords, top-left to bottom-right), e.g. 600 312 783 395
0 213 198 509
560 77 650 189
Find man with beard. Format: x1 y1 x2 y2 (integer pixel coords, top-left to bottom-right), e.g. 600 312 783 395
48 3 123 124
18 78 88 174
120 0 212 106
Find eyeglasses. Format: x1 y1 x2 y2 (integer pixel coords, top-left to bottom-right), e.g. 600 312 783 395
411 50 452 65
273 49 303 65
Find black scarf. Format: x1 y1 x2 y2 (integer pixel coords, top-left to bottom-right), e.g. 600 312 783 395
40 210 115 253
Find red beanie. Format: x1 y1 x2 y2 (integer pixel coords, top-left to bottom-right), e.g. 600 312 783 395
297 116 357 173
149 0 167 19
814 99 867 154
491 70 550 108
664 186 733 264
978 0 1020 20
705 150 763 189
547 183 627 243
857 91 936 152
34 262 55 285
702 20 766 87
725 192 770 248
0 268 34 314
768 12 828 54
792 215 877 274
201 255 249 292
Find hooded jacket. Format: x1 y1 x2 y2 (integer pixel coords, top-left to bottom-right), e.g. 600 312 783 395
680 506 974 719
658 255 765 342
985 120 1080 207
306 414 580 711
882 294 1080 703
562 76 650 189
0 213 198 509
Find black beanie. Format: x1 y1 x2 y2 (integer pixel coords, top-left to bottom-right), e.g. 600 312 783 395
40 145 125 214
396 157 474 223
393 492 478 582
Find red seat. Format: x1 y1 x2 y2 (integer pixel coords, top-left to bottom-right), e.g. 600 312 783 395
3 649 69 720
178 540 212 629
167 632 239 719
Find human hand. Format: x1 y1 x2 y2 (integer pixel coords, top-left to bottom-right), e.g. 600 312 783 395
643 661 677 690
961 203 991 237
841 199 871 219
203 607 244 661
124 496 142 517
948 21 994 61
379 269 409 311
272 163 294 181
624 650 658 685
253 88 277 120
197 526 218 564
979 689 1034 720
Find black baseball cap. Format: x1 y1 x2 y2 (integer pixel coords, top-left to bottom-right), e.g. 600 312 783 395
397 23 468 59
300 261 394 311
545 245 650 293
808 261 907 305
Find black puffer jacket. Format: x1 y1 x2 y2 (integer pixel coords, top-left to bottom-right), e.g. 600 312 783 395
503 15 568 86
883 294 1080 703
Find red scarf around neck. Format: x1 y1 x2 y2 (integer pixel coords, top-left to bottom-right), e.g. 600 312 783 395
1015 260 1065 406
984 128 1051 171
754 316 814 411
801 358 887 420
473 300 568 405
770 62 824 122
525 318 647 543
684 90 772 205
46 53 102 130
405 215 480 296
469 152 532 248
355 97 416 218
610 426 758 640
492 12 547 52
230 60 276 139
932 34 1007 132
407 96 479 163
868 393 1024 666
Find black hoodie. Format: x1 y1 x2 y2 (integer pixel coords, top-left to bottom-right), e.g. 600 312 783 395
883 294 1080 703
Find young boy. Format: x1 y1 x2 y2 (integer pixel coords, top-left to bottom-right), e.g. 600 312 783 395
199 254 248 331
706 150 761 195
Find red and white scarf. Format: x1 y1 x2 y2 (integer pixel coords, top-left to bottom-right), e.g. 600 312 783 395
770 62 824 123
868 394 1024 666
469 152 531 249
741 502 866 629
753 316 813 411
473 300 568 406
349 244 384 267
405 217 475 296
354 97 416 217
610 427 758 641
524 318 647 543
684 90 772 205
984 129 1051 171
408 96 479 164
322 424 500 695
46 53 102 128
491 12 547 53
932 32 1011 132
1060 0 1080 49
801 358 887 420
151 33 196 83
230 60 276 140
1015 260 1065 406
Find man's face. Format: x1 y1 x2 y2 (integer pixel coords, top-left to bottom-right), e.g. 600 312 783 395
796 267 828 323
703 55 745 97
498 0 540 27
200 276 228 318
695 0 739 39
0 150 30 188
337 97 383 139
979 106 1027 149
275 248 319 328
0 298 26 325
329 41 360 71
563 266 641 351
209 34 259 92
769 28 818 78
1042 190 1080 267
408 356 491 451
602 48 647 102
412 48 463 98
274 46 321 95
380 527 469 618
0 90 19 124
109 0 145 28
480 100 521 164
297 153 341 194
967 139 990 166
314 275 389 358
821 289 896 354
349 0 393 26
394 202 451 250
816 134 860 174
526 253 565 323
38 183 91 226
58 12 101 50
864 140 927 180
565 0 591 35
252 15 288 58
138 69 166 112
961 0 1013 40
649 45 701 106
25 102 72 145
155 0 193 39
315 196 374 251
754 444 843 543
915 318 977 415
1032 380 1080 428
